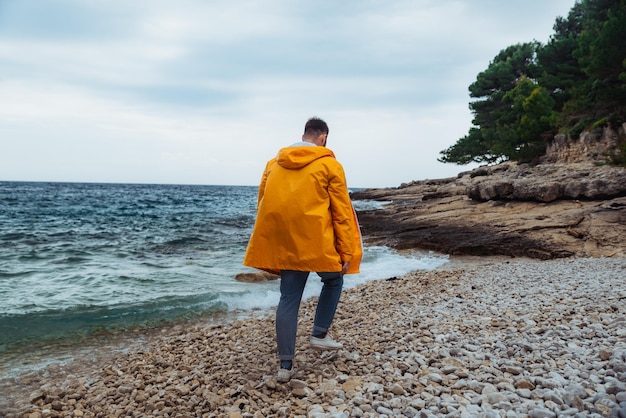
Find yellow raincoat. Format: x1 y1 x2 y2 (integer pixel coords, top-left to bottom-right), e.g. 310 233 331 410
243 145 362 275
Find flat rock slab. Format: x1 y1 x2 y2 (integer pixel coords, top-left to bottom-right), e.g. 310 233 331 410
352 162 626 259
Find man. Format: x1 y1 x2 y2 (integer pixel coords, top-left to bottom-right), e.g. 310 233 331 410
243 117 362 383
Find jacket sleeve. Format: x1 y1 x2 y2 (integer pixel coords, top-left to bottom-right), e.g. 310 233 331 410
257 159 274 209
327 162 356 262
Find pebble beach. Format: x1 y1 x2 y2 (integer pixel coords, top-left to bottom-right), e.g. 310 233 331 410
1 256 626 417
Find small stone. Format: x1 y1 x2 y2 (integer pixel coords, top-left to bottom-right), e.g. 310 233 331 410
376 406 394 415
425 373 444 384
515 379 536 390
308 405 324 414
30 390 46 404
366 383 383 394
481 383 498 395
389 383 405 396
441 365 458 375
342 378 362 392
529 407 556 418
118 385 133 394
501 365 524 375
488 392 508 404
289 379 308 390
351 397 365 406
410 398 426 409
565 383 587 399
292 388 308 398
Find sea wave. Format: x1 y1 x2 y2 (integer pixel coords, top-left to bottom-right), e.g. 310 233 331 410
352 200 392 211
0 182 448 362
0 292 226 348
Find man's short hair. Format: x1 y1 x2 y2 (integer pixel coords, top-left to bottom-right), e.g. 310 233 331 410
303 117 329 138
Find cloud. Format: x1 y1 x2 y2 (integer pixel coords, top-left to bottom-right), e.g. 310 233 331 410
0 0 577 187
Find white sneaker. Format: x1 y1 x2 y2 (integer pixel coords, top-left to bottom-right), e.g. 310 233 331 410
310 334 343 350
277 367 295 383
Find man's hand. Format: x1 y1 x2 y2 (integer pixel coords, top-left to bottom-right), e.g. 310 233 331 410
341 261 350 276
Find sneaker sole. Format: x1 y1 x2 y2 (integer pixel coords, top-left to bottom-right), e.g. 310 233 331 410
310 344 342 350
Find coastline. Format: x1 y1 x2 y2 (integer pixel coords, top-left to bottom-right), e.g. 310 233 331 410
1 255 625 417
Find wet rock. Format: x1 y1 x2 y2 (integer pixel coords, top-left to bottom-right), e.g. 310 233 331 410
234 271 279 282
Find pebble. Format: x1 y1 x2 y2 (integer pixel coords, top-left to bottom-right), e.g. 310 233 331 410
1 256 625 417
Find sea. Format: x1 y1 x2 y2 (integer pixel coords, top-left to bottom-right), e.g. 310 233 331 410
0 181 448 378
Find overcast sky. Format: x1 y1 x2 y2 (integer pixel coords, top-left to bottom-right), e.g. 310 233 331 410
0 0 576 188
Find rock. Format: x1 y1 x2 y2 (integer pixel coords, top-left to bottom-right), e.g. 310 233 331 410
545 126 623 164
117 385 133 394
342 378 362 392
234 271 279 282
529 406 557 418
389 383 405 396
565 383 587 399
481 383 498 395
349 127 626 259
611 404 626 418
29 390 46 404
515 379 536 390
376 406 395 415
292 387 309 398
501 365 524 375
464 163 626 202
289 379 308 390
353 161 626 259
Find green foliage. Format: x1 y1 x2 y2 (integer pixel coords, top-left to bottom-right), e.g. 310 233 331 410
536 2 587 114
438 128 501 165
569 117 593 139
591 117 610 129
440 0 626 166
439 43 551 164
572 0 626 120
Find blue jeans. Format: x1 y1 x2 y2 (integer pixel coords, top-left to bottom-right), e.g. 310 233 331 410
276 270 343 361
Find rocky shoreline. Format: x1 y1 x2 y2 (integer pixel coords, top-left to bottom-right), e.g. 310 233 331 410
1 256 625 417
351 162 626 260
2 147 626 416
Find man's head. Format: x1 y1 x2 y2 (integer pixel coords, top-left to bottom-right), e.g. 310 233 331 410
302 117 329 146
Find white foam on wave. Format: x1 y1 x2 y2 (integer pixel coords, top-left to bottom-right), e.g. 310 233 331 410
218 246 448 312
351 200 392 211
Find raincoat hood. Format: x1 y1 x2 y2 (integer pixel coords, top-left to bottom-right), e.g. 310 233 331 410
277 146 336 170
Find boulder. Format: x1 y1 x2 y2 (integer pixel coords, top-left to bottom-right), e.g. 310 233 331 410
234 271 279 283
465 162 626 202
